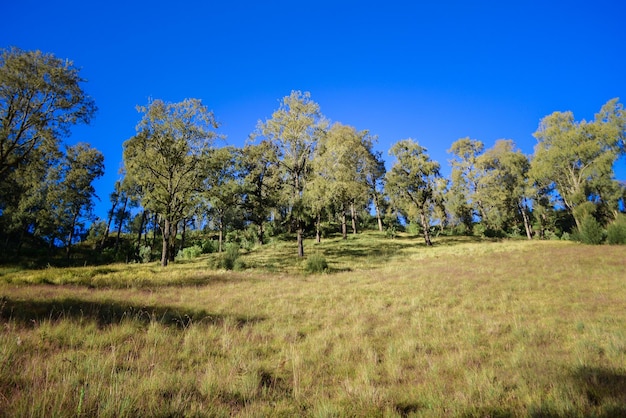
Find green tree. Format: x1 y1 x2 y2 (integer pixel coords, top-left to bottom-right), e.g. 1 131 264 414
447 137 485 232
386 139 441 246
203 146 241 252
123 98 220 266
48 142 104 257
311 123 374 240
240 140 281 245
255 91 327 257
530 98 626 229
476 139 532 238
0 47 96 183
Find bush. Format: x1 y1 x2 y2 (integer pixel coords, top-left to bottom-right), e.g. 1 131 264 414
577 215 604 245
210 243 243 270
304 253 328 274
201 239 217 254
138 245 152 263
175 245 203 261
606 215 626 245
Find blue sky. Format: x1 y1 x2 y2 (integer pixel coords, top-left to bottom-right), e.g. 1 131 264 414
3 0 626 219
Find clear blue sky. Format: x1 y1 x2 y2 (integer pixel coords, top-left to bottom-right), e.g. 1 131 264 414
3 0 626 220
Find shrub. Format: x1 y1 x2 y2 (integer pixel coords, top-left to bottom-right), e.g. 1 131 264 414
138 245 152 263
201 239 217 254
304 253 328 274
606 215 626 245
577 215 604 245
175 245 203 261
210 243 242 270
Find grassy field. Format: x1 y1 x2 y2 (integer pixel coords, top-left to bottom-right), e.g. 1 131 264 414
1 233 625 417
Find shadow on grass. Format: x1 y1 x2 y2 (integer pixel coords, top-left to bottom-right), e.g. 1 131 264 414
459 366 626 418
0 296 264 330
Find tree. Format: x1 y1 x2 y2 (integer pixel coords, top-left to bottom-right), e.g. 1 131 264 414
123 98 219 266
240 140 281 245
530 98 626 229
255 91 327 257
386 139 441 246
203 146 241 252
0 47 96 183
311 123 379 239
364 148 387 232
447 137 485 232
49 143 104 256
474 140 533 238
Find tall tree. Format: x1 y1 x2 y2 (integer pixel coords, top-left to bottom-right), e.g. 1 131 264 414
255 91 326 257
48 142 105 256
386 139 441 246
311 123 377 239
203 146 241 252
0 47 96 183
123 98 219 266
530 98 626 229
447 137 485 232
364 148 387 232
240 140 281 245
476 139 532 238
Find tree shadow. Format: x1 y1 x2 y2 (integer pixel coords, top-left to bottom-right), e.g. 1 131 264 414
0 296 264 330
458 366 626 418
571 366 626 413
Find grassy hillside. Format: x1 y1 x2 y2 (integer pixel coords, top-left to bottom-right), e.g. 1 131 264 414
1 233 625 416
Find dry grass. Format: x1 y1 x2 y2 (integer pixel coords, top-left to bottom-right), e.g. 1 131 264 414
1 234 625 416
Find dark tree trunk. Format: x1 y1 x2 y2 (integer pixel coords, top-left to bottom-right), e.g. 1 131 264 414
341 204 347 240
101 197 119 249
297 220 304 257
161 218 170 267
316 213 321 243
114 196 128 252
135 210 146 256
420 212 432 246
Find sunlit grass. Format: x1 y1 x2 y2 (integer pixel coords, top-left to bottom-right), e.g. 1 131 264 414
1 234 625 416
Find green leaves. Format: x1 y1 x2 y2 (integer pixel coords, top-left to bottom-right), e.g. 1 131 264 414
530 98 626 228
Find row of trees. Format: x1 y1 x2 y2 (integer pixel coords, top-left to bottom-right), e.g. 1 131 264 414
1 48 625 266
0 48 104 258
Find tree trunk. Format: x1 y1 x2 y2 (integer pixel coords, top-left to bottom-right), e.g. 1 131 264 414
101 199 117 249
135 210 146 255
341 208 347 240
66 210 80 260
161 218 170 267
152 213 159 249
297 220 304 257
218 213 224 253
114 196 128 252
257 222 264 246
168 221 178 262
350 202 358 235
373 194 384 232
420 212 432 246
180 219 187 253
316 213 321 243
519 201 533 240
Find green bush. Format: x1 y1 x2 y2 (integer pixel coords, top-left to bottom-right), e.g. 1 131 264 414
304 253 328 274
201 239 217 254
577 215 604 245
176 245 203 261
138 245 152 263
210 243 242 270
606 215 626 245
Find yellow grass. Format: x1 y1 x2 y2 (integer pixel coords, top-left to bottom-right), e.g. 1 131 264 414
1 234 625 416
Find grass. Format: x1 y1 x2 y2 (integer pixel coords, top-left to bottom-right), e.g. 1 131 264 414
1 232 625 416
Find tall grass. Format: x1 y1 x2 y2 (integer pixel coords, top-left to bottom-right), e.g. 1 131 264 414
1 234 625 416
